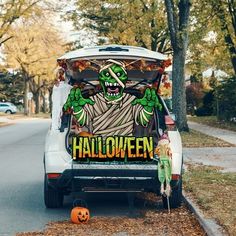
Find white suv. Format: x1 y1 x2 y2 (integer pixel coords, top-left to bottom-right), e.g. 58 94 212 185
44 45 183 209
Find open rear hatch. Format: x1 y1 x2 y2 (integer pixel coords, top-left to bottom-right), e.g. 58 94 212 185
57 45 171 166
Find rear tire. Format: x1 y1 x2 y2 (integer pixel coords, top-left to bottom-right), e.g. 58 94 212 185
162 179 182 209
5 110 12 114
44 175 64 208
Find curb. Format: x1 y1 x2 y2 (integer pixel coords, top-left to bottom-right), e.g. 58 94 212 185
183 192 225 236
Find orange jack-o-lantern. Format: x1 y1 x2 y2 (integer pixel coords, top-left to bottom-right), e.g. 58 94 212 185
71 206 90 224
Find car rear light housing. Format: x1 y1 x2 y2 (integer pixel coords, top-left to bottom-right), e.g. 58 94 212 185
47 173 61 179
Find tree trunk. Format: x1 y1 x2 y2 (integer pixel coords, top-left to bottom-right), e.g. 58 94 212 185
42 92 46 113
24 79 29 115
164 0 190 131
216 3 236 74
34 92 40 114
223 32 236 74
172 50 189 131
49 88 53 114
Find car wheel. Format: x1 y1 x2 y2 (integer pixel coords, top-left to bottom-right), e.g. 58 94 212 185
44 174 64 208
5 110 12 114
162 179 182 209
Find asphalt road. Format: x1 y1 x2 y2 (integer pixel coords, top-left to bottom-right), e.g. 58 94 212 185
0 119 143 235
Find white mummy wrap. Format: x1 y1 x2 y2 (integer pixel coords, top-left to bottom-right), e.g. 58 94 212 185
81 92 146 137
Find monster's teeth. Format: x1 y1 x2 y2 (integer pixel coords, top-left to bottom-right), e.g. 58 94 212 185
105 82 121 87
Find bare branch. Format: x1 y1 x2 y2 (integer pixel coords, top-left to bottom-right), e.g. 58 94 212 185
0 35 13 46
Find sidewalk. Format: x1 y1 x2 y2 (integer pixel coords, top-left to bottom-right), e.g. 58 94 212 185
0 117 12 123
188 121 236 145
184 121 236 172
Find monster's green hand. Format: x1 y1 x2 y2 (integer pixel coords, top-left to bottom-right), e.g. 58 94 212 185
63 87 95 126
132 88 162 126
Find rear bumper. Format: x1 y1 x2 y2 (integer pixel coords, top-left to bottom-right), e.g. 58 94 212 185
47 164 181 193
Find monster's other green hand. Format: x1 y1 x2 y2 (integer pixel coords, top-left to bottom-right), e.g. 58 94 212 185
132 88 162 126
63 88 95 125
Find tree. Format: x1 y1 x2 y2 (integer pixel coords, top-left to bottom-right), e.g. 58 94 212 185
164 0 191 131
66 0 171 52
0 0 43 46
216 76 236 120
188 0 236 76
3 19 65 114
211 0 236 74
0 70 24 105
186 82 204 113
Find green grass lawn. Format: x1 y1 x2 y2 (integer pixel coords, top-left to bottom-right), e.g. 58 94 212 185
181 129 233 147
188 116 236 132
183 164 236 236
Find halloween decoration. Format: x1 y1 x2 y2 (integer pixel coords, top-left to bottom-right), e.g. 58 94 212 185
155 134 172 213
51 68 72 130
63 59 162 137
67 58 171 73
71 200 90 224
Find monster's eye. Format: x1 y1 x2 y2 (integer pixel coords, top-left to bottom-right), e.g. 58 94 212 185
105 72 110 77
116 72 121 77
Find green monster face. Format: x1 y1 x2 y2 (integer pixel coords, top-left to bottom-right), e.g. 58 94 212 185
99 64 128 101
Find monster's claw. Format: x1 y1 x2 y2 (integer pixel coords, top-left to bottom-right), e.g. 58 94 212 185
131 99 139 106
86 98 95 106
75 88 82 100
151 89 156 101
69 88 76 100
145 88 151 100
63 96 72 111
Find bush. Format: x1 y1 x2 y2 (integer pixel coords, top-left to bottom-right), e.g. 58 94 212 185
216 77 236 121
186 82 204 115
195 106 213 116
195 90 214 116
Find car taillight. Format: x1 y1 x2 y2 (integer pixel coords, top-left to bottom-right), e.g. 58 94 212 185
165 115 176 130
47 173 61 179
172 174 180 180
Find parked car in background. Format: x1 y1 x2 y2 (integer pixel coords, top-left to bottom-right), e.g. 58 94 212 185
0 102 17 114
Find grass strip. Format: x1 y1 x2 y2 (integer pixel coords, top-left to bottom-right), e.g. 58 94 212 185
183 164 236 235
181 129 232 147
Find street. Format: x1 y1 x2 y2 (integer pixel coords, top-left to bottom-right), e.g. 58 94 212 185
0 119 70 235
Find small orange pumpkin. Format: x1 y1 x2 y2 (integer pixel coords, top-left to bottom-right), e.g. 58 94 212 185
71 206 90 224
